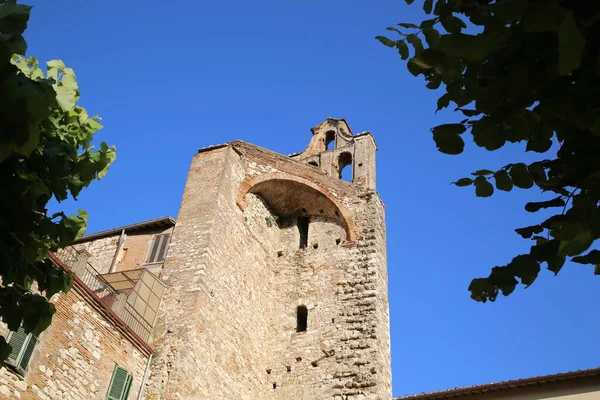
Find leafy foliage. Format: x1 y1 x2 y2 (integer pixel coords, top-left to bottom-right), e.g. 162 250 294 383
378 0 600 302
0 0 115 362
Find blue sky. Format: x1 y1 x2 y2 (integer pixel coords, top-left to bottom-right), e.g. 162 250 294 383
27 0 600 397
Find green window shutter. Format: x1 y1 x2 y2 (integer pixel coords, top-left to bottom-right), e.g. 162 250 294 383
106 365 132 400
6 327 38 373
7 327 27 366
17 334 38 373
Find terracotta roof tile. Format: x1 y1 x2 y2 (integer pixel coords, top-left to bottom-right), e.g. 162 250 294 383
397 367 600 399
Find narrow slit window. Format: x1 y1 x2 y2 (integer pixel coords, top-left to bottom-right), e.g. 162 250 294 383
298 217 309 249
296 305 308 332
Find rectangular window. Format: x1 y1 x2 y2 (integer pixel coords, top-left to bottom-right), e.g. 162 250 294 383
6 326 38 374
146 233 171 264
106 365 133 400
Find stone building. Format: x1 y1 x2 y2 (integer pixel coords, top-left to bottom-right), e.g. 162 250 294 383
0 118 597 400
0 118 392 399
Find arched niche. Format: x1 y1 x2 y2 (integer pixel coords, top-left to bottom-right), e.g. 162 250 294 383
237 173 356 241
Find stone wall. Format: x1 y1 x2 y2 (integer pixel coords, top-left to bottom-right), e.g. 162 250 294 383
71 235 118 274
0 281 150 400
146 147 279 399
266 193 390 400
147 138 391 399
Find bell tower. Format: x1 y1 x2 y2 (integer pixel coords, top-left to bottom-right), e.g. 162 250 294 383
146 118 391 399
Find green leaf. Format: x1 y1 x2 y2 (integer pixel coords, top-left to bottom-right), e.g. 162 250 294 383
471 118 506 151
558 11 585 75
511 254 540 286
494 170 513 191
406 34 424 55
405 0 415 4
547 256 566 275
453 177 473 187
375 36 396 48
521 0 563 32
515 225 543 239
437 33 496 61
423 0 433 14
571 250 600 265
441 16 464 34
530 239 560 262
398 23 419 29
423 26 441 46
436 93 451 111
558 231 595 257
550 221 582 241
509 163 534 189
396 40 409 60
524 196 565 212
490 0 528 23
474 176 494 197
55 85 78 112
472 169 493 176
407 59 426 76
0 0 32 34
431 124 466 155
46 59 66 70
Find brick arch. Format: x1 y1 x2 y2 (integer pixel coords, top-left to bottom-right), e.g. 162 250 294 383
236 172 357 242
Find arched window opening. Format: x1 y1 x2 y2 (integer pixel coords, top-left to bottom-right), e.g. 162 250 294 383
325 130 335 151
296 305 308 332
338 152 353 182
308 160 319 167
298 216 309 249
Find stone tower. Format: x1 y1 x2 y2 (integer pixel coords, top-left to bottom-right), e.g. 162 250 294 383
146 118 391 399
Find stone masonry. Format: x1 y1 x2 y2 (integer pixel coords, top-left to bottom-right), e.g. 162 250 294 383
146 118 391 399
0 276 150 400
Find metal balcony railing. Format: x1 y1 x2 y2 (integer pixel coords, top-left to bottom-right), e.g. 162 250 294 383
58 246 163 343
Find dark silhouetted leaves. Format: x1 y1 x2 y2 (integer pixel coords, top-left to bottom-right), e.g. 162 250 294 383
441 15 464 34
398 22 419 29
375 36 396 48
509 163 534 189
381 0 600 302
406 34 424 55
436 93 451 111
431 124 465 154
524 196 565 212
453 177 473 187
511 254 541 286
558 11 585 75
423 0 433 14
530 239 560 262
571 250 600 265
559 231 595 257
494 170 513 191
515 225 543 239
474 176 494 197
396 40 409 60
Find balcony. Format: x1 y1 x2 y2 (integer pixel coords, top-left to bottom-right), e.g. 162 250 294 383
58 247 165 343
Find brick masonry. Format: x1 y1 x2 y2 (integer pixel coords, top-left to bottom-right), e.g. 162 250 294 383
0 280 150 400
